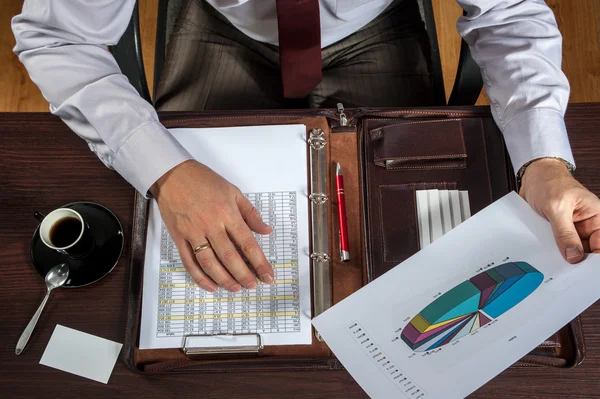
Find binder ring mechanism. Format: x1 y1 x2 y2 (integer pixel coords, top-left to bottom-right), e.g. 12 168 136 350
308 129 328 207
308 127 331 327
308 128 326 150
183 333 263 355
310 252 330 262
309 193 328 204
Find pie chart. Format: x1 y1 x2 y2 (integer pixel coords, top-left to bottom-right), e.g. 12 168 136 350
401 261 543 352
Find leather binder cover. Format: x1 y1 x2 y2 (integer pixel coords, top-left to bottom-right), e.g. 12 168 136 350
125 112 342 373
124 107 584 374
358 107 584 368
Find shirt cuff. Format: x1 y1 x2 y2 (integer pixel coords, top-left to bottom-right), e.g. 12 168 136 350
502 108 576 176
111 121 193 198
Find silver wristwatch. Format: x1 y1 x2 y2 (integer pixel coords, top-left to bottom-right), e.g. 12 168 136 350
516 156 575 189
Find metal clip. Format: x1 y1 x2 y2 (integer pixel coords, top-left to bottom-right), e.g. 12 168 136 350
309 193 328 204
183 333 263 355
308 128 326 150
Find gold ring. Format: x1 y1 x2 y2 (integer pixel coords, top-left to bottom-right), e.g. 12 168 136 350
193 243 211 254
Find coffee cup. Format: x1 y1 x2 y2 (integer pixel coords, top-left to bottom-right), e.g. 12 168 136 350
39 208 94 258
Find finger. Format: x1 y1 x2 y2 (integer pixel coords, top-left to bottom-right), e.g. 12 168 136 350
228 221 274 284
582 239 591 254
546 208 584 264
194 241 241 292
590 229 600 254
176 239 217 292
207 232 258 290
575 214 600 239
236 192 272 235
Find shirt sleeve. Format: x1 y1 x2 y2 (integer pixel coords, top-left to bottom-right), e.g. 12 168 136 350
12 0 193 197
455 0 575 174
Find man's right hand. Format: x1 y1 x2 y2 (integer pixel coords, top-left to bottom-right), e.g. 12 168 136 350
150 160 274 292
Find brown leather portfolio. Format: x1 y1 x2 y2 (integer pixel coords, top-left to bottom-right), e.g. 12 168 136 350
123 106 585 373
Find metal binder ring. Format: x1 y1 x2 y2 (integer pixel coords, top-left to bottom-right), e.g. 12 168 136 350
310 252 331 262
193 243 211 254
308 128 326 150
309 193 328 204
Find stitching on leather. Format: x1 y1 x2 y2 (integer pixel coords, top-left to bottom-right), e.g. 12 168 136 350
457 119 467 157
538 341 561 348
147 362 332 373
364 119 373 272
375 154 467 161
366 119 375 275
478 119 494 203
514 361 562 367
141 354 336 372
384 164 467 171
157 365 331 373
362 110 490 121
369 118 464 135
378 188 386 263
549 333 561 347
518 355 567 366
513 357 567 368
378 183 458 188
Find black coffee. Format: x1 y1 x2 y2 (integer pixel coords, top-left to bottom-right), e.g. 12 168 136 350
50 217 82 248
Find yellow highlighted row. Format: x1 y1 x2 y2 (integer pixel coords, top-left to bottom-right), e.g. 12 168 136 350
160 280 298 289
160 263 298 273
159 311 300 320
159 295 298 304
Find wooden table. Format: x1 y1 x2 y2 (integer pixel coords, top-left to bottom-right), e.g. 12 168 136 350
1 105 599 398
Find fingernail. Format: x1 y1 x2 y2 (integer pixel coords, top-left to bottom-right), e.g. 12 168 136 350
246 280 257 290
207 284 217 293
230 284 242 292
261 273 273 283
566 247 582 260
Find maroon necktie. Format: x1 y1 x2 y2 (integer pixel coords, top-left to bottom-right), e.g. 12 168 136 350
275 0 322 98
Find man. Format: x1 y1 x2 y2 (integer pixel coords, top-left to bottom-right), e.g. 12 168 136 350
12 0 600 294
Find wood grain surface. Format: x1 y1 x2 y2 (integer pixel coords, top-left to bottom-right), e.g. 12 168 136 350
1 106 600 398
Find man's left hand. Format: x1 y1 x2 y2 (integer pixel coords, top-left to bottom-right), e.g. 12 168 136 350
520 158 600 263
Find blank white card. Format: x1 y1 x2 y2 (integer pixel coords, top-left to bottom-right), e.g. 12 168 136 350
40 325 122 384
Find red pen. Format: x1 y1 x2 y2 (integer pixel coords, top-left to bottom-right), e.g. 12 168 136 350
336 163 350 261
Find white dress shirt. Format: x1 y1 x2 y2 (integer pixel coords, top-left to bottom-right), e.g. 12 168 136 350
12 0 574 196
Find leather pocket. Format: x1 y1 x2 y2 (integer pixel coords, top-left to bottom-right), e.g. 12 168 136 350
378 182 456 264
370 119 466 170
